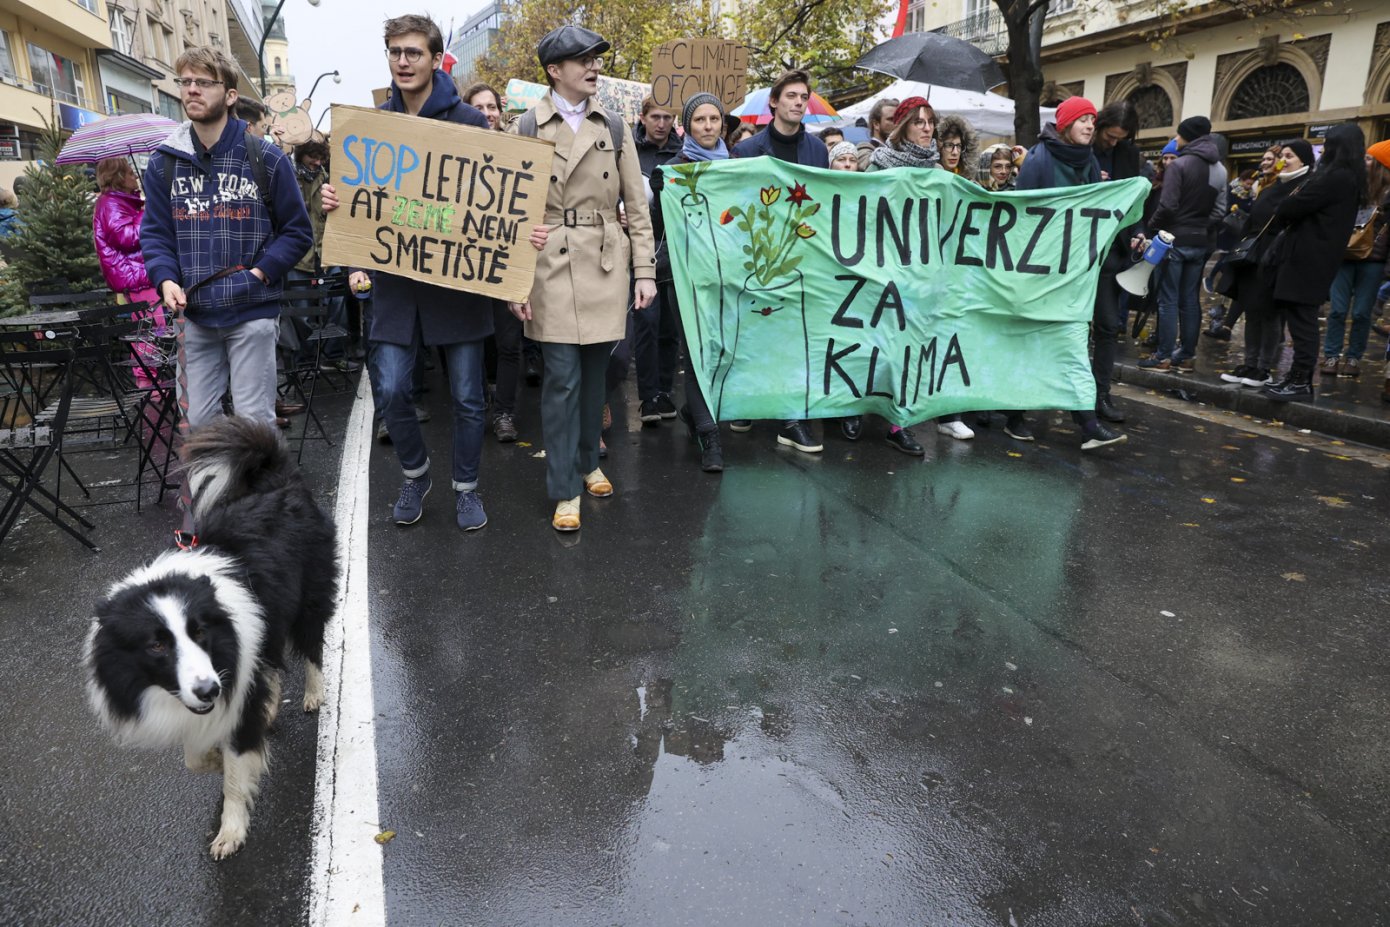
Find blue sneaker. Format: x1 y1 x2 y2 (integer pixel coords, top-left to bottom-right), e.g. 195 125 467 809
455 490 487 531
393 473 431 525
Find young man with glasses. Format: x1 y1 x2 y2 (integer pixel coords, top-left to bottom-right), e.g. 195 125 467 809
141 47 312 434
322 14 493 531
509 25 658 532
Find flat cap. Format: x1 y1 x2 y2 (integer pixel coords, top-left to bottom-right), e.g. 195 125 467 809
537 25 610 68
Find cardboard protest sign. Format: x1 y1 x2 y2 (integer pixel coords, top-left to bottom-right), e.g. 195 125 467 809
650 39 748 111
322 105 555 303
660 161 1149 425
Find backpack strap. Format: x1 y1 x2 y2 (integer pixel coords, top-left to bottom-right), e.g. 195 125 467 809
243 127 276 228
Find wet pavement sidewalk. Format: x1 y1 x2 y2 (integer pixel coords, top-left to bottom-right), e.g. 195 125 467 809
3 363 1390 927
1114 298 1390 449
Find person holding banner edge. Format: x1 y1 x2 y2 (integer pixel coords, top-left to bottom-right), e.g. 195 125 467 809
730 68 828 455
321 14 494 531
649 92 732 472
509 25 659 532
1014 96 1128 450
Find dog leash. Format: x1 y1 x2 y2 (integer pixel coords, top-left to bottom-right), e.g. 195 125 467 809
173 529 199 550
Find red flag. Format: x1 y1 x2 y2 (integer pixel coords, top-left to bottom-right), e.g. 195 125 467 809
442 50 458 74
892 0 910 37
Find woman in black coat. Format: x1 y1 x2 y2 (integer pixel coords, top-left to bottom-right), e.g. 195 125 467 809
1263 124 1366 402
1218 141 1312 388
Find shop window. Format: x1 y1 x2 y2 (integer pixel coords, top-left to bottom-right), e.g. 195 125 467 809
110 10 134 55
158 90 182 119
0 33 16 81
1128 85 1174 130
1227 63 1310 121
27 44 81 105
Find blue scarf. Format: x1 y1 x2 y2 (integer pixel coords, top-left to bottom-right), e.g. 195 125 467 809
681 133 727 162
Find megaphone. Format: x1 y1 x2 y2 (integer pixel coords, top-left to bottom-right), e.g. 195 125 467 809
1117 230 1175 297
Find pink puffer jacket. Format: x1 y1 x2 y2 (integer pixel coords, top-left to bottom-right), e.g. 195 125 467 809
93 189 152 294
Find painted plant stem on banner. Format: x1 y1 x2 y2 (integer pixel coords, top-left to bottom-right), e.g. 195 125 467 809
660 161 1149 427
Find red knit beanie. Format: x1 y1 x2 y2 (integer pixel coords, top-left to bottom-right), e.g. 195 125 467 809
1054 97 1097 134
891 95 933 127
1369 139 1390 171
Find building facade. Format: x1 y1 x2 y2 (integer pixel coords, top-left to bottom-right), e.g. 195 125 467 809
909 0 1390 164
448 2 499 84
0 0 113 158
259 0 290 96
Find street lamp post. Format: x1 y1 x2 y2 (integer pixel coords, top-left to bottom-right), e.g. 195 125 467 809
305 70 341 104
258 0 321 97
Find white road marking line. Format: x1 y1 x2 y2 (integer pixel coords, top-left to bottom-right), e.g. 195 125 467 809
309 374 385 926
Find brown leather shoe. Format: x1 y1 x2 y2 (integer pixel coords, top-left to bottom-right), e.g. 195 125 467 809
276 400 306 416
584 467 613 497
552 496 581 532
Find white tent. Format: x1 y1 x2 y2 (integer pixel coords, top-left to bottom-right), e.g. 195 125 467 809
835 80 1057 141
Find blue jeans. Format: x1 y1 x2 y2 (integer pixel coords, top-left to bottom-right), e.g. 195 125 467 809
1323 260 1384 360
373 327 485 492
1156 245 1207 362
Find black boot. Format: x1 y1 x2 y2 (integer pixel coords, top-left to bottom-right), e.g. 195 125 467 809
1263 370 1314 403
1096 392 1125 423
697 429 724 473
839 415 863 441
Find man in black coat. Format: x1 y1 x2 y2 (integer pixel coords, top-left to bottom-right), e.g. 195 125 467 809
322 15 493 531
631 96 683 424
1141 115 1227 372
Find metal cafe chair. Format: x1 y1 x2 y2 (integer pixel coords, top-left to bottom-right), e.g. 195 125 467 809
279 274 352 463
0 329 101 551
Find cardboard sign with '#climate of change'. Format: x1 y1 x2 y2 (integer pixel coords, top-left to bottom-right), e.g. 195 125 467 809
649 39 748 111
322 105 555 303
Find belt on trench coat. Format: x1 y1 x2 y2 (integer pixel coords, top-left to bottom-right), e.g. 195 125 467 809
545 207 624 272
545 207 619 227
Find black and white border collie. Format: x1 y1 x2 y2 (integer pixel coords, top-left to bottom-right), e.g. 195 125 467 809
84 416 338 859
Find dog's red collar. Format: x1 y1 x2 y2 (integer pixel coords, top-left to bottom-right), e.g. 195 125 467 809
173 529 199 551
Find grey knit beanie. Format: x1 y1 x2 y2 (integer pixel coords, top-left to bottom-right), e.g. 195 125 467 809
681 92 724 136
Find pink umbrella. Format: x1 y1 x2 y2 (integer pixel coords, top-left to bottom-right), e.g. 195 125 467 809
55 113 180 164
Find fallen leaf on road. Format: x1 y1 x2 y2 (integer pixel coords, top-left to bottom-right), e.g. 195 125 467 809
1282 572 1306 582
1326 454 1352 461
517 441 532 447
1221 445 1239 451
1316 495 1350 508
1181 523 1200 527
1230 477 1246 483
375 830 396 845
1201 497 1216 504
1007 451 1023 458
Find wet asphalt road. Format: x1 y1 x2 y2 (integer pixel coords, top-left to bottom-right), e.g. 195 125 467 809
3 370 1390 926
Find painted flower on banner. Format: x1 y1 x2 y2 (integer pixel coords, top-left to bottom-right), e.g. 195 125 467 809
723 183 822 286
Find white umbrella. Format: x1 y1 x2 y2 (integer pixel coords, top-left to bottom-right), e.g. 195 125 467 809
835 80 1056 140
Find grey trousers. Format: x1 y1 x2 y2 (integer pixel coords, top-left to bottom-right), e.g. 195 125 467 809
540 341 614 500
179 315 279 428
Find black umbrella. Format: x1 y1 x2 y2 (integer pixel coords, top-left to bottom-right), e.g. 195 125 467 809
854 33 1006 93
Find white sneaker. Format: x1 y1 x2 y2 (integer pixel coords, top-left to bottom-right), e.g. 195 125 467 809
936 420 975 440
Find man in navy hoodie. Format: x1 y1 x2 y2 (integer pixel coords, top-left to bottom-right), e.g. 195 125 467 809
322 15 493 532
731 68 828 455
142 47 312 430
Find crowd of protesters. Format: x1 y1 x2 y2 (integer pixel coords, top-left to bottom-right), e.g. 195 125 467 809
85 13 1388 535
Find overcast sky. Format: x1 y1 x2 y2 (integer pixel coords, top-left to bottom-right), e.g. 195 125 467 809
279 1 493 128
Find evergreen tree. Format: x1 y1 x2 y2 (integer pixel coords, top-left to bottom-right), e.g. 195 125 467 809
0 118 104 316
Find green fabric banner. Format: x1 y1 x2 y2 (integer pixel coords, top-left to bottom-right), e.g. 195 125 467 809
660 161 1150 425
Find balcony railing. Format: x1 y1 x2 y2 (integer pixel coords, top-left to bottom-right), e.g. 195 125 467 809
930 0 1080 58
932 9 1007 58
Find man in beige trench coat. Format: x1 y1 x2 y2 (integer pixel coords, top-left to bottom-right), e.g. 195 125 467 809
511 25 657 532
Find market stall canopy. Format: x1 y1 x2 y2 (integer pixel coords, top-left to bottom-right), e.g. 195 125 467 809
835 80 1056 140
